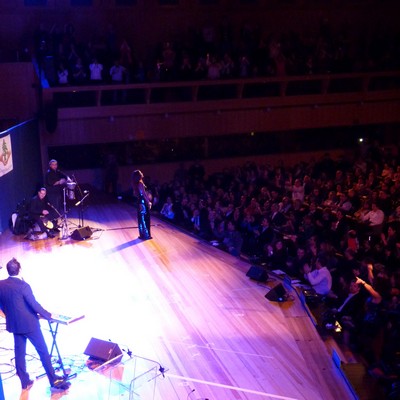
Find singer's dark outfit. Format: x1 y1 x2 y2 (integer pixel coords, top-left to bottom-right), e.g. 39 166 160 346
45 168 67 216
29 194 50 233
136 187 151 240
0 277 59 388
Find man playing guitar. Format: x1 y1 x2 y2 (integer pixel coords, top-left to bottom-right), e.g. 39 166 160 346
28 187 55 238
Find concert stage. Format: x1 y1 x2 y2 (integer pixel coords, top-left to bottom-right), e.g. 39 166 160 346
0 195 354 400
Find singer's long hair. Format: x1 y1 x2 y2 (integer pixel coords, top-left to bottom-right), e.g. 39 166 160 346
132 170 144 196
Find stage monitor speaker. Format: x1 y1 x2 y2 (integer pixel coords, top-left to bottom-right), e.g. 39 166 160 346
71 226 92 241
84 337 122 363
246 265 268 282
265 283 287 302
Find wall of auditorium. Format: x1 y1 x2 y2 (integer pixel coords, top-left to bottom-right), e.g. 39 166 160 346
0 63 38 124
41 98 400 147
66 147 349 196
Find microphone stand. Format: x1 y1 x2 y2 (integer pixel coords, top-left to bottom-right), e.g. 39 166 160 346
71 174 88 228
47 191 70 240
75 191 90 228
59 188 70 240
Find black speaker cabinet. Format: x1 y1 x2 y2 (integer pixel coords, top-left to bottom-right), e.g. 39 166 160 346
71 226 92 241
84 337 123 363
246 265 269 282
265 283 287 302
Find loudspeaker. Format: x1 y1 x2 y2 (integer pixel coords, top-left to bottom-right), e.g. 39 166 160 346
246 265 268 282
84 337 123 362
265 283 287 302
71 226 92 240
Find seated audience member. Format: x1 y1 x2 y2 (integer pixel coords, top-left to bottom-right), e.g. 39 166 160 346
173 197 193 228
191 208 201 234
377 189 392 217
110 59 126 83
361 202 385 236
265 240 288 269
57 62 68 85
334 192 353 213
179 54 193 81
346 230 359 254
269 202 286 229
303 256 333 296
286 247 310 278
89 58 103 81
380 223 400 257
329 209 349 251
327 277 368 348
214 220 243 257
337 248 361 282
291 178 305 203
206 210 222 237
72 58 87 84
252 216 275 257
388 205 400 223
160 196 175 220
240 212 258 255
298 214 315 242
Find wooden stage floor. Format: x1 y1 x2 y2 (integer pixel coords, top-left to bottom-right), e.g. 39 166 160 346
0 195 354 400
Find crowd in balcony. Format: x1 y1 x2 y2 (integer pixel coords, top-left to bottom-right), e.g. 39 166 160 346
33 16 400 87
146 139 400 397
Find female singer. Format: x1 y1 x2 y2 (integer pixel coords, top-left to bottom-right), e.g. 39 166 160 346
132 170 152 240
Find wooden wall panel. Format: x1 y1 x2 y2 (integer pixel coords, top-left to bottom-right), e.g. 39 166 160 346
41 97 400 147
0 63 38 122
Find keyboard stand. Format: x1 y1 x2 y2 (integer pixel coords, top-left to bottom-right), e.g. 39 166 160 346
36 320 77 380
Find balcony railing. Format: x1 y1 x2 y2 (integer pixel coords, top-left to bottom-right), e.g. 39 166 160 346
42 70 400 113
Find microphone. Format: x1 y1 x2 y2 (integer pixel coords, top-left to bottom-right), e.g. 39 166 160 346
122 347 133 357
75 191 89 206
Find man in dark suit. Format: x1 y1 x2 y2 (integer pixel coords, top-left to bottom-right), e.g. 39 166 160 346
0 258 70 391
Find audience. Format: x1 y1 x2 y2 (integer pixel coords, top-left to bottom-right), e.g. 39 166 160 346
33 15 400 88
146 140 400 396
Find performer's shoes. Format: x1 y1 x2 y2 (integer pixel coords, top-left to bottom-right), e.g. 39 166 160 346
51 378 71 391
138 236 152 240
22 379 34 390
